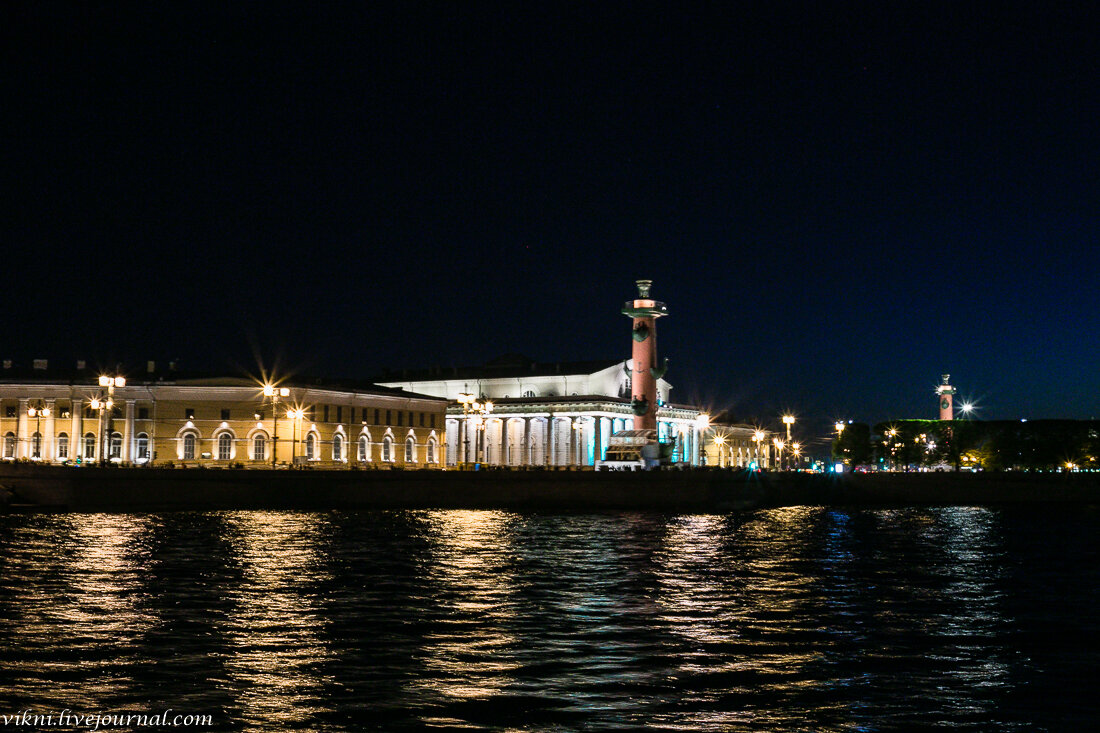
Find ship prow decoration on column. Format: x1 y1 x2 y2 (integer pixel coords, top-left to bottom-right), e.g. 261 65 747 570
622 279 668 432
935 374 957 420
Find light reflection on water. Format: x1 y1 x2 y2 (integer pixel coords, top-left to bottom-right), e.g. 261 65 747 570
0 506 1097 731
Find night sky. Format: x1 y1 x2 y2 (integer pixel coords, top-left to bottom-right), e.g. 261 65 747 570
5 2 1098 430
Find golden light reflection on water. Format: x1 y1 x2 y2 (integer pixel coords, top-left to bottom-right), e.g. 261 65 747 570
1 514 156 710
222 512 334 730
412 510 520 704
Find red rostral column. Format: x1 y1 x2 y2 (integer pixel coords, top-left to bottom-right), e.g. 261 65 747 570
936 374 956 420
622 279 668 432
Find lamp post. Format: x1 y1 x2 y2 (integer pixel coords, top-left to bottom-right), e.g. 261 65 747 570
95 374 125 465
774 437 785 471
473 400 494 464
792 442 801 471
288 408 305 466
28 401 50 459
263 385 290 469
713 434 727 468
752 430 765 469
457 393 475 468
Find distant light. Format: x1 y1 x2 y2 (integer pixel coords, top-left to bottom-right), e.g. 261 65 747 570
1021 418 1028 423
834 462 844 473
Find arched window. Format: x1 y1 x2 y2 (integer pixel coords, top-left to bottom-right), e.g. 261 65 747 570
57 433 69 460
3 432 16 458
358 435 368 462
333 433 343 461
306 433 316 460
84 433 96 460
382 436 392 462
110 432 122 460
135 433 149 462
426 437 437 464
523 390 536 398
217 433 233 460
183 433 196 460
253 434 266 461
404 436 416 463
32 432 42 458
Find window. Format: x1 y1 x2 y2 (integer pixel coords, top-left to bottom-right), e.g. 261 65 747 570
32 432 42 458
183 433 196 460
59 406 72 419
386 410 391 425
306 433 316 460
4 432 16 458
217 433 232 460
253 434 266 461
358 435 368 462
427 437 436 464
419 412 424 427
404 437 415 463
523 390 536 398
431 414 436 428
332 434 343 461
138 407 149 420
323 405 329 422
84 433 96 460
374 409 380 424
110 432 122 460
58 433 69 459
397 412 403 427
185 408 195 420
136 433 149 461
221 409 231 421
349 407 355 424
382 436 392 462
5 406 15 418
336 406 342 423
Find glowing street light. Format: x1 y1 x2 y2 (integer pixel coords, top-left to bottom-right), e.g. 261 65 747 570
94 374 125 465
287 407 306 465
773 437 785 470
457 393 476 467
28 401 50 459
263 384 291 468
713 434 727 468
782 414 795 443
752 430 765 469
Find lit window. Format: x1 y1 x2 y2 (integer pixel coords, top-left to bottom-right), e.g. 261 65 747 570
183 433 196 460
58 433 69 459
306 433 316 460
136 433 149 461
427 438 436 464
84 433 96 459
217 433 232 460
382 436 392 462
333 434 343 461
404 437 415 463
110 432 122 460
3 432 15 458
358 435 368 461
253 434 266 461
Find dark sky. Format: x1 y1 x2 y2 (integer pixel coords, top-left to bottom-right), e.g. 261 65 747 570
5 2 1098 429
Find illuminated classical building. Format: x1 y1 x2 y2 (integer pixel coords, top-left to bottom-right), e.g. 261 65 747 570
376 354 707 467
0 364 447 468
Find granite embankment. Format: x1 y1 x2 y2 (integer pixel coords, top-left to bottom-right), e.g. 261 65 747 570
1 464 1097 512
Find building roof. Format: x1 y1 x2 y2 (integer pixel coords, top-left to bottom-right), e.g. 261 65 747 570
376 354 625 382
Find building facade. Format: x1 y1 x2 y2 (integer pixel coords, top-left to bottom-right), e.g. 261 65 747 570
0 372 448 469
377 355 708 468
700 423 774 469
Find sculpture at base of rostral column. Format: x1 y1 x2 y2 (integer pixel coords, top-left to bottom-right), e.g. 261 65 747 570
621 279 668 432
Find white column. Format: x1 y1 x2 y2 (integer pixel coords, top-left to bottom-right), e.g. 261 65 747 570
523 417 531 467
501 418 510 466
692 426 701 466
548 417 556 466
43 399 56 461
123 400 136 462
71 399 83 460
17 398 29 458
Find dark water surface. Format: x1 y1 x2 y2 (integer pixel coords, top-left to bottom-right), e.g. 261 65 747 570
1 506 1097 731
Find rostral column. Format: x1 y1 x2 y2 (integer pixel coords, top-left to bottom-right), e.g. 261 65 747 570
936 374 957 420
622 279 668 432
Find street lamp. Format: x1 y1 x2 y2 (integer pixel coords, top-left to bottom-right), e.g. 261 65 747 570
773 437 785 470
713 434 727 468
474 400 494 464
457 393 475 468
792 442 801 471
287 407 305 466
782 414 795 442
95 374 125 465
263 384 290 469
28 401 50 459
752 430 765 469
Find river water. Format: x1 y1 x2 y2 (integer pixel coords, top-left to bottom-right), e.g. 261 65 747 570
0 506 1097 731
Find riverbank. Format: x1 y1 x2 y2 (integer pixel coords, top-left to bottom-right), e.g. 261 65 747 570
2 464 1097 512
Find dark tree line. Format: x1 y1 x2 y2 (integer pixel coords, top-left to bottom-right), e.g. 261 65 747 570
832 420 1100 471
